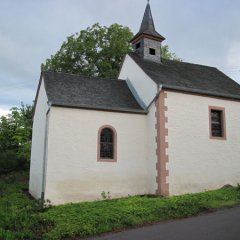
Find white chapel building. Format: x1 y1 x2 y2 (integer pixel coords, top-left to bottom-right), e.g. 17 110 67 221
29 2 240 205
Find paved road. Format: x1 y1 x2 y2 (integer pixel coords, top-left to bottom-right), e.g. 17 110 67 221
88 206 240 240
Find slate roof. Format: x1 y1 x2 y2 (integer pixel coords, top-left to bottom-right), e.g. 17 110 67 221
42 71 146 114
129 52 240 100
131 2 165 43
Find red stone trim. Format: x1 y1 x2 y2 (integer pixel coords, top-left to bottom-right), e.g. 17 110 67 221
97 125 117 162
208 106 227 140
155 91 169 196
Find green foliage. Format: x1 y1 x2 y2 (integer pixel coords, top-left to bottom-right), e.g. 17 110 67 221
42 23 182 79
0 150 27 174
162 45 182 61
0 103 33 173
41 187 240 239
42 23 133 78
2 172 239 240
0 174 52 240
34 199 53 212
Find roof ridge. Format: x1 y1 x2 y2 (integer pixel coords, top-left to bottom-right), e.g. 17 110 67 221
129 52 217 69
162 58 217 69
42 70 121 82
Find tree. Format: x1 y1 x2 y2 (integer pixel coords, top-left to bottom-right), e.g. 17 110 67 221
42 23 181 78
42 23 133 78
0 103 33 161
161 45 182 61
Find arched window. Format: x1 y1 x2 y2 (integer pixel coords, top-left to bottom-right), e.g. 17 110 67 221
98 126 117 162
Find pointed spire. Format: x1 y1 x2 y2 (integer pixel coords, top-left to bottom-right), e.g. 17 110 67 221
130 1 165 62
139 0 155 33
130 1 165 43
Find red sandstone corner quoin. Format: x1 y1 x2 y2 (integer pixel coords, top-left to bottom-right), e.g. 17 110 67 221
155 90 169 196
97 125 117 162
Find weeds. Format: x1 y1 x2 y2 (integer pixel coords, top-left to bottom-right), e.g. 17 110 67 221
0 173 53 240
41 187 240 239
101 191 111 200
34 199 53 212
1 173 240 240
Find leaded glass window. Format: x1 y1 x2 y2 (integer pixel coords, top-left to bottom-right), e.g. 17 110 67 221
100 128 114 159
211 110 223 137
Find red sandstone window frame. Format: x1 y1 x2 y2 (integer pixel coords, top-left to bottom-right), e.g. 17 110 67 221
97 125 117 162
209 106 226 140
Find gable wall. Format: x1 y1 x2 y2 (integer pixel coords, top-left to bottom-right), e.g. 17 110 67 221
165 91 240 195
29 78 49 199
119 55 158 194
44 107 153 204
118 54 157 106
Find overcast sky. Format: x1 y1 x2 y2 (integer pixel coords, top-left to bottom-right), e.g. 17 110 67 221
0 0 240 116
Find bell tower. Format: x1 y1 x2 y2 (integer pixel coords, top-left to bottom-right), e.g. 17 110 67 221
130 0 165 62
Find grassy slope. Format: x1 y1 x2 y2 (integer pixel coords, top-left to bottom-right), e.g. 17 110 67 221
0 172 51 240
0 173 240 240
41 187 240 239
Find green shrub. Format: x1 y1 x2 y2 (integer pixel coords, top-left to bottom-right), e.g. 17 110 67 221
0 150 29 174
0 150 18 174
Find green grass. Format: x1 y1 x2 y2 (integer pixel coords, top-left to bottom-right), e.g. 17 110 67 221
0 172 49 240
1 173 240 240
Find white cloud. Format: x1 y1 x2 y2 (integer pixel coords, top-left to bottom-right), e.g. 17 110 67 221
0 108 9 117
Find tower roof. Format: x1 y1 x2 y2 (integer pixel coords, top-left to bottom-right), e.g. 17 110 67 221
130 1 165 43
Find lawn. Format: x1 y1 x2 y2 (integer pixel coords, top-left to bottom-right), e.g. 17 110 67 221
1 172 240 240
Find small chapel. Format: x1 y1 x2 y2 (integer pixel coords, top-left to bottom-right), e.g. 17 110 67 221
29 2 240 204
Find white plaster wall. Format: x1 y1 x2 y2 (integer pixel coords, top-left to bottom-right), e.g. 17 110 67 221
118 54 157 106
29 78 49 199
146 103 158 193
165 91 240 195
45 107 149 204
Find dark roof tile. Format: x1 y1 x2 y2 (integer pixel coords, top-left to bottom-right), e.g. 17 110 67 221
129 52 240 100
42 71 146 113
